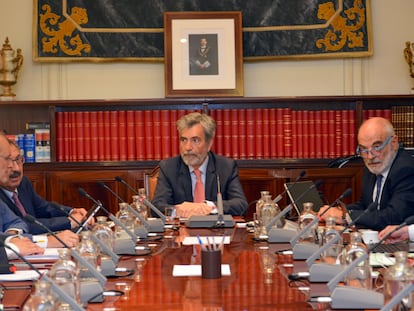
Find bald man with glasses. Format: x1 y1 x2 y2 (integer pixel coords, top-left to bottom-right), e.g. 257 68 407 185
319 117 414 230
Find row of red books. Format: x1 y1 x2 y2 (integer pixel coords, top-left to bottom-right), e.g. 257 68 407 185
55 108 393 162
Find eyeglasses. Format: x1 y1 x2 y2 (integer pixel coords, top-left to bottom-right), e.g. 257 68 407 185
0 154 25 164
180 137 202 146
356 135 394 157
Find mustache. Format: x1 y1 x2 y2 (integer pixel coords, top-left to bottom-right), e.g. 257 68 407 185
9 171 21 179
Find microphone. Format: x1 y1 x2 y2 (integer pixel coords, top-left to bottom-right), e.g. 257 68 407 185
216 175 225 226
273 170 306 204
291 187 351 260
97 181 153 235
0 239 85 311
49 202 82 228
267 179 321 243
114 176 166 222
380 283 414 311
23 214 107 304
78 188 137 255
327 217 414 310
328 155 361 168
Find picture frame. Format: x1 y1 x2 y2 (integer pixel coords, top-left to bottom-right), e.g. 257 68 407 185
164 11 244 98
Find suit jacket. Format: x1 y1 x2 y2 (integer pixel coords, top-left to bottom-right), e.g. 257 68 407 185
152 152 248 216
0 199 28 233
0 176 72 234
349 149 414 230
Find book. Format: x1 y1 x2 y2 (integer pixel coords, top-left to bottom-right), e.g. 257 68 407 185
103 111 111 161
118 110 127 161
110 110 120 161
23 133 35 163
262 108 270 159
223 109 232 157
55 112 64 162
126 110 136 161
89 111 99 161
152 110 162 160
96 111 105 161
238 109 247 159
255 109 263 159
144 110 154 160
25 122 50 130
75 111 84 161
246 109 255 159
282 108 292 158
269 108 277 158
134 110 145 160
231 109 239 159
82 111 91 161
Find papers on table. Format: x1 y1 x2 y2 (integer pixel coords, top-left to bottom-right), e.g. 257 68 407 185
24 248 60 261
369 253 396 267
172 264 231 277
182 236 230 246
0 269 47 281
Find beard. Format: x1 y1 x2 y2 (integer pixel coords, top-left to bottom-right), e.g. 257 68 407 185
365 150 396 175
181 152 204 167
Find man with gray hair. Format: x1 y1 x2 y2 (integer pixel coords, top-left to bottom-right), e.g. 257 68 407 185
152 112 248 218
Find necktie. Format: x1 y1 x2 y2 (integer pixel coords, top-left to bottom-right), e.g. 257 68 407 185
193 169 205 203
374 174 383 209
12 192 26 216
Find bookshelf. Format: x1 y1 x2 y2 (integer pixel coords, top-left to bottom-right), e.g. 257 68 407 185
1 95 413 216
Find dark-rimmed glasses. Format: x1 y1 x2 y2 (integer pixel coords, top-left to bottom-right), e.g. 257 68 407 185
356 135 394 158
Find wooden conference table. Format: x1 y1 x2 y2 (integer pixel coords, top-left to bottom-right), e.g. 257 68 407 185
84 224 328 311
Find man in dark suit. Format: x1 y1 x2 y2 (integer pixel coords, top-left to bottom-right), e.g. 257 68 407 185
319 117 414 230
0 139 87 234
152 112 248 217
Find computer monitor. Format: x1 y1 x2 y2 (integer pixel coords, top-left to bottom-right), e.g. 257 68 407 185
284 180 324 216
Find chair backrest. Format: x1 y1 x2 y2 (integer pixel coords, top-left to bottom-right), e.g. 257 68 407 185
144 166 160 201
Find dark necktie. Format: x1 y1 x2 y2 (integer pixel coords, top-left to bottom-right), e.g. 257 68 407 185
374 174 383 209
193 169 205 203
12 192 26 216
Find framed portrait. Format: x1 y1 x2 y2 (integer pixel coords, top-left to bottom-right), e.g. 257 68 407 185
164 11 244 98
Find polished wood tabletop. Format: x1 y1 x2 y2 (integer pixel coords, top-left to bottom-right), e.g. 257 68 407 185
86 225 319 311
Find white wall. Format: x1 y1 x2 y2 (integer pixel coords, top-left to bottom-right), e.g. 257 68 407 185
1 0 413 100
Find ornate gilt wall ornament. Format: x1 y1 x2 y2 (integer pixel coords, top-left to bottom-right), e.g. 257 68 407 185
0 37 23 100
39 4 91 56
316 0 365 52
403 41 414 92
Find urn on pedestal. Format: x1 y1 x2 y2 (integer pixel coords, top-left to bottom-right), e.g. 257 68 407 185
0 37 23 100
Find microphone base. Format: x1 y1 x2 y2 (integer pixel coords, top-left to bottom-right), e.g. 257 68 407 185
80 278 105 304
292 242 320 260
330 286 384 309
134 226 148 238
186 215 235 228
148 218 165 232
267 228 297 243
100 257 117 276
114 238 136 255
309 263 344 283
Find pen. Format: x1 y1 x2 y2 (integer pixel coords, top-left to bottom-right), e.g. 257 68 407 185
197 235 207 252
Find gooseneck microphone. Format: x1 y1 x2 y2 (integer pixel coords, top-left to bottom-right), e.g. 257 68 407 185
328 155 361 168
273 170 306 204
49 202 82 228
114 176 166 221
0 239 85 311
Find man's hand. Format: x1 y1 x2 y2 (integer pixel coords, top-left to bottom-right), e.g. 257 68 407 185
48 230 79 248
318 204 345 224
70 208 95 228
9 237 44 256
378 225 409 243
175 201 214 218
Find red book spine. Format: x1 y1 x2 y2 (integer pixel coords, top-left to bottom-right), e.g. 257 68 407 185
89 111 99 161
269 109 277 159
134 110 145 161
152 110 162 160
118 110 127 161
246 109 255 159
103 111 111 161
308 111 315 158
96 111 105 161
296 110 303 158
383 109 392 122
144 110 154 160
348 110 356 155
75 111 84 161
328 110 335 158
276 109 284 158
110 111 120 161
291 110 298 158
314 110 323 159
212 109 223 156
159 110 171 159
222 109 232 157
255 109 263 159
238 109 247 159
301 110 309 158
169 109 178 156
126 110 136 161
321 110 329 158
334 110 342 157
282 108 292 158
56 112 64 162
341 110 350 156
83 111 91 161
262 108 270 159
230 109 239 159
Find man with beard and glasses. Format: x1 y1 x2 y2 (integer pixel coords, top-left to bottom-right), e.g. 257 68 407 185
152 112 247 218
0 138 88 239
319 117 414 230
